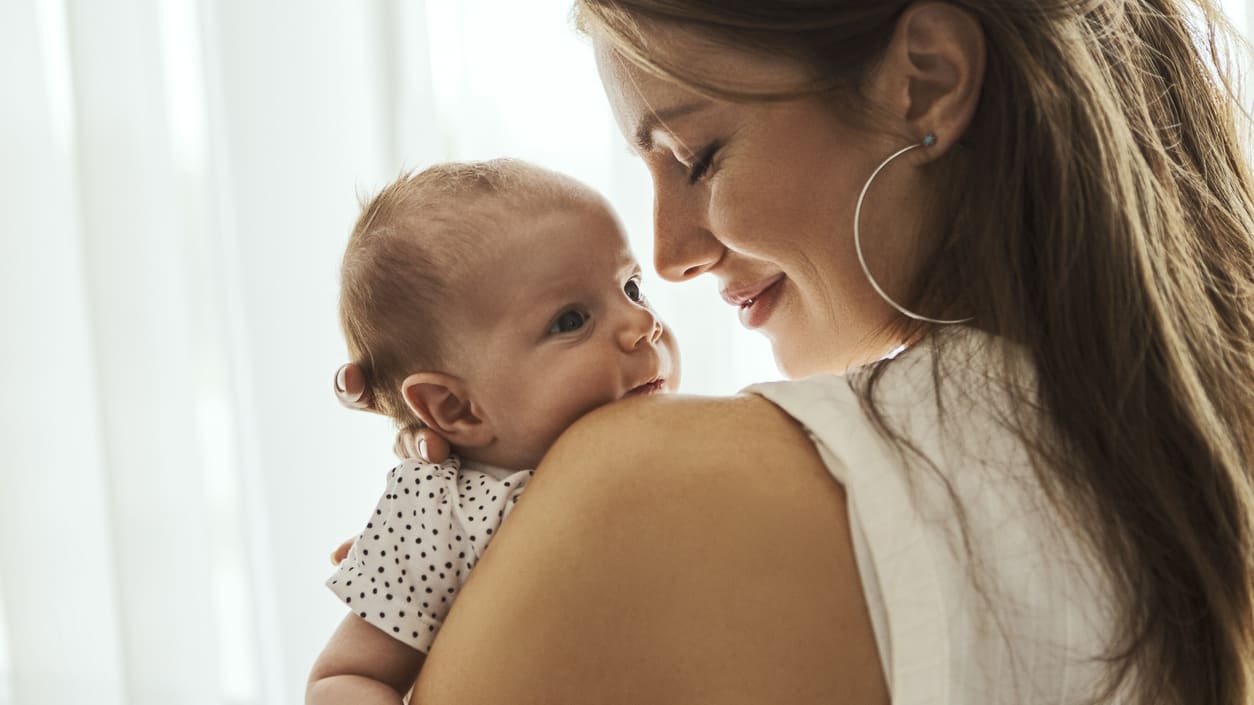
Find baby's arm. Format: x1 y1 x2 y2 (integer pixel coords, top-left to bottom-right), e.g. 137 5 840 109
311 458 532 704
307 612 425 705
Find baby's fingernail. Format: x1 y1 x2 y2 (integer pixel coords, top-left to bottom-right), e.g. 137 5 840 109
418 438 428 460
335 366 348 392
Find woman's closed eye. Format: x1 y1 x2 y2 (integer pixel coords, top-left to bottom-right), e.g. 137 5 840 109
684 141 720 184
548 309 589 335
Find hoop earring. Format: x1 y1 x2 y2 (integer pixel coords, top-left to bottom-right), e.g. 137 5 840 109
854 133 972 325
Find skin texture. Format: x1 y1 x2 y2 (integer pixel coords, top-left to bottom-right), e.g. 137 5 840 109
324 3 984 702
400 198 679 471
412 394 887 705
332 200 680 471
596 49 907 378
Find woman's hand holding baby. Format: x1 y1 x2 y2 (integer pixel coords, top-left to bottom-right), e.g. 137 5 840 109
391 423 449 464
333 363 375 412
331 362 451 566
333 362 451 461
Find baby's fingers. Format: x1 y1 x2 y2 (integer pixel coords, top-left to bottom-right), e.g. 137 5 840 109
330 537 355 566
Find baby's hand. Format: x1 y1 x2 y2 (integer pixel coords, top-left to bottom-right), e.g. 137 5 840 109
393 425 450 462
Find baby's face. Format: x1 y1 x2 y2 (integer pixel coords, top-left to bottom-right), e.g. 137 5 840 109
450 200 680 469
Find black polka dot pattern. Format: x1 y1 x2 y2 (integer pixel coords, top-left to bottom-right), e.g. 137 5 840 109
326 455 533 652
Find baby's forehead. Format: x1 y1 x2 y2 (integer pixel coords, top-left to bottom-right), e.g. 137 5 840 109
444 197 635 306
455 189 627 265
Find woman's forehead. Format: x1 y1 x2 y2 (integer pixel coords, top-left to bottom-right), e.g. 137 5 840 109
594 45 705 146
592 30 810 144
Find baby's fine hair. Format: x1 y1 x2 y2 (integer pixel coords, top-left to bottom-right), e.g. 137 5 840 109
339 158 600 426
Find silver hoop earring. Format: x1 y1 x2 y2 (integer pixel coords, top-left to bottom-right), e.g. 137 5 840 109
854 133 972 325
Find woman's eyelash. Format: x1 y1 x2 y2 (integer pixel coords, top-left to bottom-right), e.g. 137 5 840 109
686 142 720 184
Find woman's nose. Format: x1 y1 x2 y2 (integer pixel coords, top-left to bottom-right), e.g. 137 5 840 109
652 181 721 282
617 303 663 352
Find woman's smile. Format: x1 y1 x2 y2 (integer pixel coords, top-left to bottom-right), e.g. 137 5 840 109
597 35 923 375
720 273 786 329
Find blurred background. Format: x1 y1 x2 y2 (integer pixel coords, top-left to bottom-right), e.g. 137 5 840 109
1 0 1250 703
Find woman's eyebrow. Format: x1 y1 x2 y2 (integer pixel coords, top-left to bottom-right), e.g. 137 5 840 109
634 102 709 151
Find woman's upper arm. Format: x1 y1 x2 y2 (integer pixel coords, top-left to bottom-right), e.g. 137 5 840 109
411 394 888 705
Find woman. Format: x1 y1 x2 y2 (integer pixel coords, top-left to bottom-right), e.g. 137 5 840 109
333 1 1254 702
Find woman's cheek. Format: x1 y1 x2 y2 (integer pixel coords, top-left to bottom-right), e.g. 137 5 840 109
708 179 783 258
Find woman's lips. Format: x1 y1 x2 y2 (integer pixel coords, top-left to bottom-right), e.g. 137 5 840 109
720 273 785 307
721 274 786 329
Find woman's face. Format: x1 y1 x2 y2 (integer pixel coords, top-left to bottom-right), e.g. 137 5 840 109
594 32 929 376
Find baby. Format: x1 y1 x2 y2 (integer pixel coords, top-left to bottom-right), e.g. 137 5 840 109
309 159 679 703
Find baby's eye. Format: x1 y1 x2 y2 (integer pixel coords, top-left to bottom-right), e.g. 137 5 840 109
549 309 588 334
624 276 644 303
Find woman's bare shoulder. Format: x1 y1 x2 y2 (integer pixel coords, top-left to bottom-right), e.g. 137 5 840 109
412 394 888 705
546 392 822 478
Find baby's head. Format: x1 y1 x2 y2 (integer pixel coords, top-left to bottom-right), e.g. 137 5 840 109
340 159 680 469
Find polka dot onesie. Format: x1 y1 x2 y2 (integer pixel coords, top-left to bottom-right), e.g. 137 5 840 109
326 455 533 653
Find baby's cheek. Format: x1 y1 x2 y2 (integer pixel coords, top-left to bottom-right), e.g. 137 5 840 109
531 387 607 443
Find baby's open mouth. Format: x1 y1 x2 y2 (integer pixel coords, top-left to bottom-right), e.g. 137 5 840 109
625 378 665 396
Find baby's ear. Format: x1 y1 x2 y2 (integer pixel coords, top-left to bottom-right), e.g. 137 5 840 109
400 373 494 448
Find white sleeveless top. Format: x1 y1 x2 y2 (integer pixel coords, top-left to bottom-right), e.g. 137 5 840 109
743 330 1127 705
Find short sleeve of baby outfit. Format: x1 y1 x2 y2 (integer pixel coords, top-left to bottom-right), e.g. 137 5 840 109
326 456 532 653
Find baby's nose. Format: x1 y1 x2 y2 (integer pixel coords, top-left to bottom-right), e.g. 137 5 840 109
618 305 662 352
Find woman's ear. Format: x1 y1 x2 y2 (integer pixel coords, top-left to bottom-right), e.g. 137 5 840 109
873 1 985 156
400 372 495 448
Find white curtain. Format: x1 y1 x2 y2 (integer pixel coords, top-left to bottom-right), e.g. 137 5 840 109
2 1 1250 704
0 1 777 704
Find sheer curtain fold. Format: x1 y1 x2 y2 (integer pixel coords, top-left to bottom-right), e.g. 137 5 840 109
20 1 1247 704
73 3 224 700
6 2 498 702
1 0 130 703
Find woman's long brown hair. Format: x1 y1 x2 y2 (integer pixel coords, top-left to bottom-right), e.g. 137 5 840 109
576 1 1254 702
